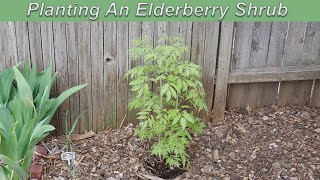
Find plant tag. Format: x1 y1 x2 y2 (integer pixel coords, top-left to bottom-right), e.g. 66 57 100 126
61 152 76 165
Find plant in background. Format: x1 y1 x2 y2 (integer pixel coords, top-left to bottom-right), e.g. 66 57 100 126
0 63 87 180
126 37 207 168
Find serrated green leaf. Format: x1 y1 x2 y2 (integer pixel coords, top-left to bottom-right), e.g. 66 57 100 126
160 84 169 97
180 118 186 130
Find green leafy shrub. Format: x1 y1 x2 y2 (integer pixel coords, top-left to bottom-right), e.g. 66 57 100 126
127 37 207 168
0 63 87 180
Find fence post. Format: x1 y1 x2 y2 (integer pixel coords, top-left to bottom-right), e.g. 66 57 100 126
213 22 234 123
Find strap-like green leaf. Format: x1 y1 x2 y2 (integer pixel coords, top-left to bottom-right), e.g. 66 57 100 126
0 154 27 180
43 84 87 124
12 67 33 107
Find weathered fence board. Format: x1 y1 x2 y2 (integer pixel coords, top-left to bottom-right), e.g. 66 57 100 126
302 23 320 66
213 22 234 123
53 22 69 135
0 22 319 134
116 22 129 128
203 22 220 121
103 22 117 129
78 22 92 133
91 22 105 131
128 22 142 125
312 80 320 107
29 22 44 71
66 22 80 133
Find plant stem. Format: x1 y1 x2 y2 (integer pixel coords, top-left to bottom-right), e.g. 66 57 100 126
160 79 163 110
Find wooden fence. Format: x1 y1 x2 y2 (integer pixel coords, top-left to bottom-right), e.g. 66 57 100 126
0 22 319 134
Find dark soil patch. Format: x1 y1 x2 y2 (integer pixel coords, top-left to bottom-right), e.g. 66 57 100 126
40 106 320 179
145 156 186 179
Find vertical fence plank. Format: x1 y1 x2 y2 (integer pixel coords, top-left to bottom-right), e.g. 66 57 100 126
103 22 117 129
213 22 234 123
279 80 313 106
28 22 43 71
154 22 168 45
190 22 206 67
203 22 220 121
128 22 142 124
66 22 81 134
142 22 154 46
78 22 92 133
266 22 289 67
40 22 55 69
228 22 253 109
0 23 8 71
40 22 59 134
91 22 105 131
15 21 31 64
311 80 320 107
249 22 272 68
282 22 306 66
278 22 313 106
262 22 289 106
53 22 69 134
6 22 19 66
40 22 56 95
116 22 129 128
245 22 272 108
302 22 320 66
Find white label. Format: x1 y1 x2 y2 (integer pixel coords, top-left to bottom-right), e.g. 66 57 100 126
61 152 76 165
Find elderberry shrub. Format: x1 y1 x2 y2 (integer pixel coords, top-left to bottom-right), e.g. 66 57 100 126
126 37 207 168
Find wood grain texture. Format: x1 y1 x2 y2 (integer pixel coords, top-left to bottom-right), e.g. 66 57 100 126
128 22 142 124
311 80 320 107
228 22 254 109
246 22 272 108
190 22 206 67
302 22 320 66
77 22 92 133
40 22 55 68
279 22 312 107
53 22 69 134
263 22 288 106
249 22 272 68
28 22 44 71
91 22 105 131
232 22 254 69
66 22 81 133
116 22 129 128
5 22 19 66
278 81 313 106
40 22 59 134
0 22 319 134
154 22 168 46
203 22 219 121
15 22 31 63
103 22 117 129
0 23 8 71
213 22 234 123
282 22 307 66
266 22 289 67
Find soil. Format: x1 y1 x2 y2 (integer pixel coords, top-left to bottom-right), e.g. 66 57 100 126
40 106 320 179
145 156 185 179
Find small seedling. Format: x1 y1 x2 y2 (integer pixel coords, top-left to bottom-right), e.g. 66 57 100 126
62 111 84 179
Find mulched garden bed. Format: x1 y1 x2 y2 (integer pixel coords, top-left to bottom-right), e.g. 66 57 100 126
40 106 320 179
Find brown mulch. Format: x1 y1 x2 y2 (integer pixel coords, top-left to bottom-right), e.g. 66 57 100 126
40 106 320 180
